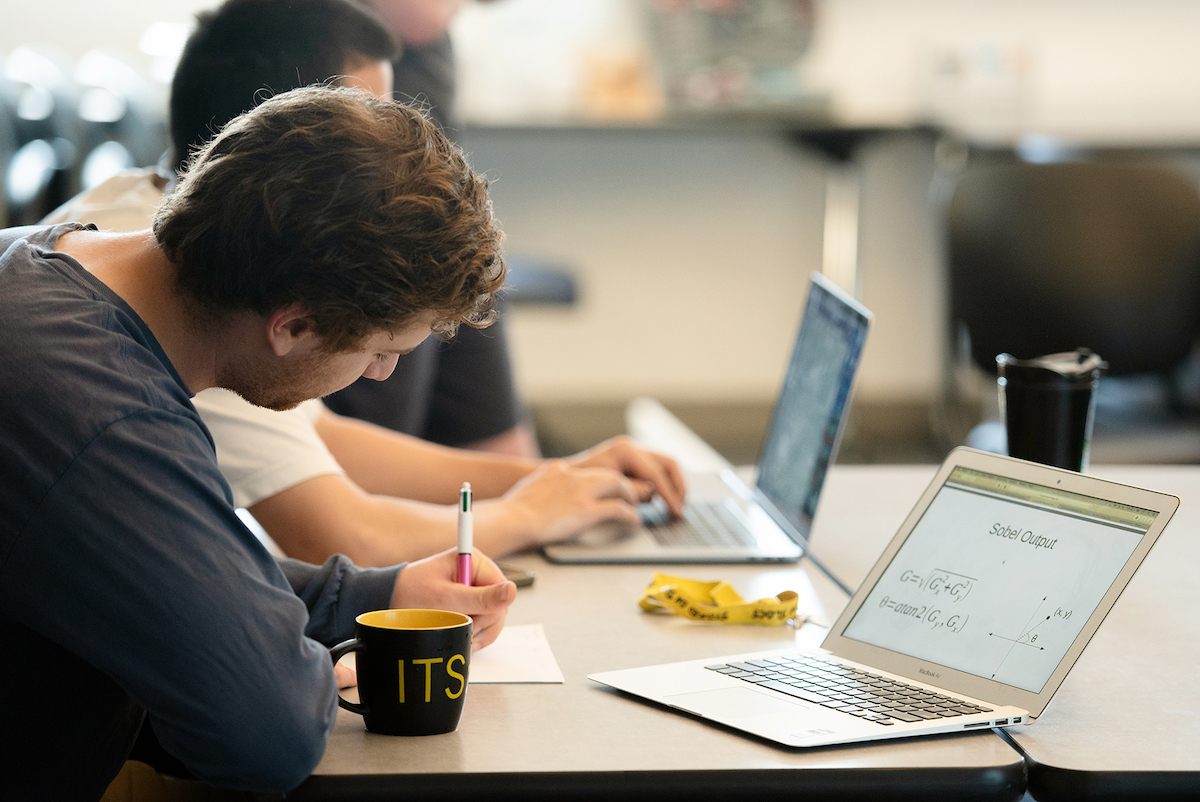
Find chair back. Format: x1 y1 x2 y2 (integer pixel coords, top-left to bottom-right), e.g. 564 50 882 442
947 161 1200 376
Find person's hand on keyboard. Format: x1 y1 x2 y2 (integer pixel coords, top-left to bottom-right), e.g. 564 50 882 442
566 435 687 517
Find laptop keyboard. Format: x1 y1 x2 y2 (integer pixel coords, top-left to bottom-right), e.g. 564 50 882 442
705 653 993 726
644 500 757 548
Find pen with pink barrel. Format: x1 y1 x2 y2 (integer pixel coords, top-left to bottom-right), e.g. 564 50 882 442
457 482 472 586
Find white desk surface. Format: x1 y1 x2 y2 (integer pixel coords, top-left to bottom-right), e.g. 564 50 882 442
294 462 1200 799
805 463 1200 800
294 465 1030 800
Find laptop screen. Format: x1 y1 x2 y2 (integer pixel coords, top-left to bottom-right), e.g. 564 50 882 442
841 466 1157 694
755 274 870 537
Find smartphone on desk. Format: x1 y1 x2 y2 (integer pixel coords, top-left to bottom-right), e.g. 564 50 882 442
497 562 536 588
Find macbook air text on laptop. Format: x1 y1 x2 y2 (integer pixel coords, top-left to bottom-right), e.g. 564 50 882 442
590 448 1178 747
542 272 872 564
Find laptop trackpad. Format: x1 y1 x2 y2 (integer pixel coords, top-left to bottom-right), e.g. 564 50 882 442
665 687 804 720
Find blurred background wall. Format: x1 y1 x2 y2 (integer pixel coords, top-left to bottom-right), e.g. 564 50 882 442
7 0 1200 461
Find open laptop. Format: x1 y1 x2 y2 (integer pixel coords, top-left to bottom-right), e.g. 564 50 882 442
590 447 1178 747
542 272 872 564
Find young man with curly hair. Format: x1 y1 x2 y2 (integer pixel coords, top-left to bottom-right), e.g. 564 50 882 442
0 86 513 798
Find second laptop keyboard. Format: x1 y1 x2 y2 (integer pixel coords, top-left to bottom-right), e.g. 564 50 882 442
644 499 757 548
705 653 993 725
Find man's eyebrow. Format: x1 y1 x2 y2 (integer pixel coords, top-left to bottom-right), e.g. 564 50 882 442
377 331 421 355
377 341 418 356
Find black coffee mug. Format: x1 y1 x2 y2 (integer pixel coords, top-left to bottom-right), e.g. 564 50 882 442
330 609 472 736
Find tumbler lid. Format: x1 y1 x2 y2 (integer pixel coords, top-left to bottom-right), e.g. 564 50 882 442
996 348 1107 383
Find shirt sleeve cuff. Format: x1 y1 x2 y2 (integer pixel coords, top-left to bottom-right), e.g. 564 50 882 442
277 556 404 646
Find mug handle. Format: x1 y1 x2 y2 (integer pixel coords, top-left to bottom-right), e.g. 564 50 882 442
329 638 368 716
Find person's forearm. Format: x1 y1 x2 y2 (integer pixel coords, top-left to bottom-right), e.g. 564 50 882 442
462 421 541 459
248 474 538 566
315 409 537 502
353 496 537 563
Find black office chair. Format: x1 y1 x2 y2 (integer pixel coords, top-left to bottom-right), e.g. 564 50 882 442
948 160 1200 377
0 65 15 226
944 160 1200 458
2 46 82 226
74 50 169 189
502 257 578 306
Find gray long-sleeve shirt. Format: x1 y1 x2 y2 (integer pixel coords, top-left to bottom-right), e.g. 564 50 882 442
0 224 401 799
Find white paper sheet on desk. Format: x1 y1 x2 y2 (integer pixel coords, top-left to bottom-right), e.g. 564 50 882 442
468 623 564 684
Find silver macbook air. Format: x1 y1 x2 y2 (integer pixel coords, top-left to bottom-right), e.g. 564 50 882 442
590 447 1177 747
542 272 872 564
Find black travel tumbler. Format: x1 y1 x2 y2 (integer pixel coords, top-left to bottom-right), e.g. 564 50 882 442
997 349 1106 472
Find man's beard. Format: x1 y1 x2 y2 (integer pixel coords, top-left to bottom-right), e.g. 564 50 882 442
219 350 338 411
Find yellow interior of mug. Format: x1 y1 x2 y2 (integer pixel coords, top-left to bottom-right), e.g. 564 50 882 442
358 609 471 630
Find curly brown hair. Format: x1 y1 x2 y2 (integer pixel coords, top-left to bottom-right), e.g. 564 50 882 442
153 85 505 351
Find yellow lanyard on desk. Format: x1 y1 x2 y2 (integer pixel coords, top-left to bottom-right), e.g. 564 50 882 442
639 573 801 627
